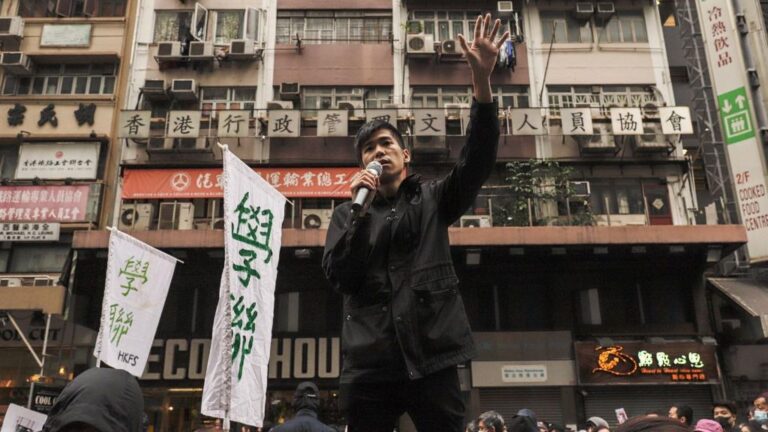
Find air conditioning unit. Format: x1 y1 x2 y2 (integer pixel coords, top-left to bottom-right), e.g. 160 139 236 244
156 41 183 60
302 209 333 230
570 181 591 197
279 82 301 100
460 215 492 228
634 123 670 152
147 138 171 151
158 202 195 230
578 124 616 152
407 33 435 55
118 203 154 231
0 277 22 287
267 100 294 110
497 1 514 16
0 16 24 40
596 2 616 18
337 100 364 118
33 277 54 286
189 41 214 59
444 103 469 119
642 102 660 118
0 52 32 75
406 20 424 35
441 39 461 56
170 79 197 101
141 79 167 99
575 2 595 19
229 39 258 59
174 137 208 151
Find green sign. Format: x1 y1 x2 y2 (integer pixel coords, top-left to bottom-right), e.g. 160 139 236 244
718 87 755 144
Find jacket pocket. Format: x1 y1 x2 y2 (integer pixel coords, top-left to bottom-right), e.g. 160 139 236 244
341 303 396 370
412 275 470 356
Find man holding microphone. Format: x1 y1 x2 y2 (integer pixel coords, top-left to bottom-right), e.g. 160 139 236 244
323 13 507 432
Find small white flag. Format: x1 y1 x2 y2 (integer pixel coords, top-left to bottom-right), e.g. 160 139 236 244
202 147 286 427
94 229 178 377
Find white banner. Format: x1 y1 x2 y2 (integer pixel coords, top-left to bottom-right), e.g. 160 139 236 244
202 147 286 427
1 404 47 432
16 143 100 180
94 229 178 377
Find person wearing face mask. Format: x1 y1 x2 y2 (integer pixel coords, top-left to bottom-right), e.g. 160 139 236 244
753 393 768 425
713 401 740 432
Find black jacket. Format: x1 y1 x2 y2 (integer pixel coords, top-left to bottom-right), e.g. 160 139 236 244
323 100 499 383
271 408 336 432
42 368 144 432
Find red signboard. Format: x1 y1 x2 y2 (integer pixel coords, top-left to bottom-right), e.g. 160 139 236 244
122 168 359 199
0 185 91 222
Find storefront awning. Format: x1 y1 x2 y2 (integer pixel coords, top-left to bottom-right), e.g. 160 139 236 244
709 277 768 338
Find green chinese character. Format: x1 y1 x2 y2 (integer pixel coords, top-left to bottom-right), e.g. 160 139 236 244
108 303 134 347
118 256 149 296
230 294 258 381
231 192 275 287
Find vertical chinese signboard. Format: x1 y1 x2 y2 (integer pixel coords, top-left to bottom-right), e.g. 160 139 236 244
698 0 768 262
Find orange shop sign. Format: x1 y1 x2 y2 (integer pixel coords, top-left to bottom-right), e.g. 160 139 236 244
122 168 359 199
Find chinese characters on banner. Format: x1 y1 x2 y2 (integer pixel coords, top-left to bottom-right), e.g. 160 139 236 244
218 110 251 138
118 111 151 138
168 111 202 138
2 103 109 137
413 109 446 137
15 143 100 180
94 229 178 377
659 107 694 135
560 108 595 135
269 110 300 138
511 108 547 136
121 167 359 199
365 109 398 127
202 148 286 428
697 0 768 262
0 185 91 222
610 108 644 135
317 110 348 137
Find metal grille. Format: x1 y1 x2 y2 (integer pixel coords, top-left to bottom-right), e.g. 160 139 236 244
479 387 564 425
583 386 715 427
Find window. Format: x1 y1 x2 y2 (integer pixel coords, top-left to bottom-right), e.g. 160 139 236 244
540 11 592 43
411 86 529 108
200 87 257 117
214 10 244 44
589 180 646 215
9 245 70 273
19 0 126 17
2 63 117 96
276 10 392 44
154 10 193 42
597 11 648 43
410 10 513 42
300 87 392 119
547 85 659 116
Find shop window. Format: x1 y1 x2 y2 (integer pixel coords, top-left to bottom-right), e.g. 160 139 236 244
2 63 117 97
9 245 70 273
19 0 126 17
597 11 648 43
540 11 592 43
276 10 392 44
154 10 193 42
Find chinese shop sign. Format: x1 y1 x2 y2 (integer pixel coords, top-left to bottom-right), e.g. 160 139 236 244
16 143 99 180
0 185 91 222
575 342 719 385
122 167 359 199
0 222 59 242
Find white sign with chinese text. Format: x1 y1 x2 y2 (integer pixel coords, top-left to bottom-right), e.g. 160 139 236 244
168 111 202 138
560 108 594 135
501 364 548 383
218 110 251 138
268 110 300 138
94 229 178 377
413 109 446 137
610 108 644 135
40 24 92 47
511 108 547 136
118 111 151 139
202 148 286 427
697 0 768 262
0 222 59 242
317 110 349 137
659 107 694 135
16 143 100 180
365 109 398 127
0 404 47 432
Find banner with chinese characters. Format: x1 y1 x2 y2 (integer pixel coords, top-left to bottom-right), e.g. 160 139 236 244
317 110 349 137
574 342 719 385
122 167 358 199
0 185 91 222
16 143 100 180
118 111 151 138
1 103 111 138
202 148 286 427
94 229 178 377
697 0 768 262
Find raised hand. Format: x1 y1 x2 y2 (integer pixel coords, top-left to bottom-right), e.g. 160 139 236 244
457 13 510 103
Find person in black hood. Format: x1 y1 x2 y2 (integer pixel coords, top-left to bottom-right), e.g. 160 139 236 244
271 382 335 432
42 367 144 432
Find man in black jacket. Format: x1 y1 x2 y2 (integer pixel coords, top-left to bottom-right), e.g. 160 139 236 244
271 382 335 432
323 13 507 432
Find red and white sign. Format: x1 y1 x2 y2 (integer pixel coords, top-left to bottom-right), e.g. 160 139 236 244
0 185 91 222
122 167 359 199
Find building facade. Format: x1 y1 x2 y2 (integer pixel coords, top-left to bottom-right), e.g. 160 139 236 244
0 0 755 430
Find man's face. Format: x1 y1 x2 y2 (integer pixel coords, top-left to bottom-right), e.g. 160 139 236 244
755 397 768 411
669 407 679 419
360 129 410 185
714 406 735 425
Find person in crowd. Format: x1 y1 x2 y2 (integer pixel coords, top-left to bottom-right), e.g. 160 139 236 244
615 416 691 432
737 421 763 432
466 419 480 432
669 405 694 427
587 417 610 432
322 12 508 432
754 393 768 425
696 419 725 432
41 367 144 432
547 423 566 432
271 382 335 432
714 401 740 432
478 411 507 432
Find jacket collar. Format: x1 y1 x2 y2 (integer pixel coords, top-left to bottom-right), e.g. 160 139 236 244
372 173 421 206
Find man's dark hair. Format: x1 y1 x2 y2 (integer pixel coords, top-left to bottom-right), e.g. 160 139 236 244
478 411 506 432
673 405 694 426
616 416 691 432
353 120 406 165
713 400 738 416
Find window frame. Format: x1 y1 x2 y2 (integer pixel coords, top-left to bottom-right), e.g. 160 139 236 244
1 63 117 96
275 10 393 44
200 86 257 117
153 10 194 43
596 11 648 43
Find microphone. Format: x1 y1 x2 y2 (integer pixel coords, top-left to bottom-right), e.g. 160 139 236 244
351 160 383 214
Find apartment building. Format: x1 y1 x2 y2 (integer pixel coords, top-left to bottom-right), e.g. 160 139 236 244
0 0 751 430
